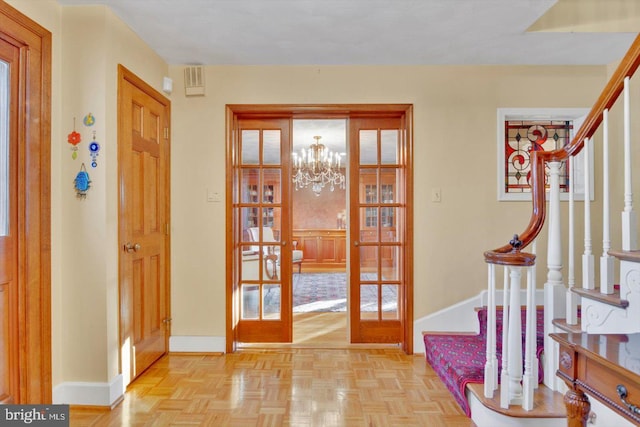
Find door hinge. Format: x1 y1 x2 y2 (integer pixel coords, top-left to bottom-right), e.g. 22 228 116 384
164 127 169 139
165 223 170 235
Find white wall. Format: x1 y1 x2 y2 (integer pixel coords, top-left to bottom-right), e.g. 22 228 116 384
168 65 608 343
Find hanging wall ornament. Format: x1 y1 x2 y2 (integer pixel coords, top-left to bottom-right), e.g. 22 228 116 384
88 131 100 168
74 163 91 199
83 112 95 127
67 117 81 160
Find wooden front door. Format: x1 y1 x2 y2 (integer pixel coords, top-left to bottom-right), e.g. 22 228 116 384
349 116 412 351
118 66 171 384
0 32 20 405
0 2 51 403
232 117 293 343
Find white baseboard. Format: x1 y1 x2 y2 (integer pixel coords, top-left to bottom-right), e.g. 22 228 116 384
169 335 226 353
414 289 545 354
52 374 123 407
413 294 483 352
52 336 224 406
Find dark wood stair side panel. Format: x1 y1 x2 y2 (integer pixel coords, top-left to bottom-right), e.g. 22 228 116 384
609 249 640 263
572 287 628 309
552 318 582 334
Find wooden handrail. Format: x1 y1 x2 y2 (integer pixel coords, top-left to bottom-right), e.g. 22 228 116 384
485 33 640 266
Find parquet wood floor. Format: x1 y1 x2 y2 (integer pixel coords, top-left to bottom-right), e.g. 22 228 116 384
70 348 475 426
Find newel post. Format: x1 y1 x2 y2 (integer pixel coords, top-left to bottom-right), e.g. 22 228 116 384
544 161 566 389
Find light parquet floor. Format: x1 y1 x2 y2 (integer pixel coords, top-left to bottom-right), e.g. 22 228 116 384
70 348 475 426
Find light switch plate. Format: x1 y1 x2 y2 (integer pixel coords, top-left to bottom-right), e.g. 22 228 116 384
207 189 221 202
431 188 441 203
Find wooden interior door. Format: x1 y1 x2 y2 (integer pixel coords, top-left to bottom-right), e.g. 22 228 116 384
349 116 410 349
0 2 52 402
233 117 293 343
0 34 20 405
118 66 171 384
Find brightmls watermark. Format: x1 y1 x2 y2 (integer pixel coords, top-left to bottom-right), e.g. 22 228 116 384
1 405 69 426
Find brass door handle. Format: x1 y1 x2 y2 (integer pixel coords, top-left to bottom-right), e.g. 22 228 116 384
124 242 141 253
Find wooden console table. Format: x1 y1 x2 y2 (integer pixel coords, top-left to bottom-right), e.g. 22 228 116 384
551 332 640 426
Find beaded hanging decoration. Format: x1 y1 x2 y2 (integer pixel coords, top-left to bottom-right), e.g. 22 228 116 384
89 131 100 168
74 163 91 199
67 117 81 160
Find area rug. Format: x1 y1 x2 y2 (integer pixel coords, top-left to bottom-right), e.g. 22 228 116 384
293 273 397 313
293 272 348 312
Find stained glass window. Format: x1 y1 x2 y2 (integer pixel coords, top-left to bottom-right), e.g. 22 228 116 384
504 120 572 195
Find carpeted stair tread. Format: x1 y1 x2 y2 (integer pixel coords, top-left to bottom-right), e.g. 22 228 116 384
423 307 544 416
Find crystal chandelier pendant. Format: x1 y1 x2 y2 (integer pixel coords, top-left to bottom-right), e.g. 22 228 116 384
292 135 345 195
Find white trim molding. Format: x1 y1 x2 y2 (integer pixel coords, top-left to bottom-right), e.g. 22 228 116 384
497 108 592 202
52 374 124 407
169 335 226 353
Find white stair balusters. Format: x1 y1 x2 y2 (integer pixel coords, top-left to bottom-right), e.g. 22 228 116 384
583 137 595 290
499 266 510 407
622 77 638 251
567 155 579 325
484 263 497 398
601 109 615 294
523 243 538 411
503 267 524 407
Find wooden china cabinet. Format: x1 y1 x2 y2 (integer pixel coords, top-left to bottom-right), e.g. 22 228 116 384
359 172 396 268
244 173 279 230
293 229 346 269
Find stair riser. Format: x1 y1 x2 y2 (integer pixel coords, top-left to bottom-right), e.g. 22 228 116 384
582 260 640 334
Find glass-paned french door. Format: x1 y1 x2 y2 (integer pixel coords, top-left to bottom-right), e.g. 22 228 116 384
234 117 293 342
0 38 19 403
349 117 406 344
227 105 413 352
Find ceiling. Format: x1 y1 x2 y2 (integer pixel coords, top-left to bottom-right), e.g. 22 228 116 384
55 0 639 66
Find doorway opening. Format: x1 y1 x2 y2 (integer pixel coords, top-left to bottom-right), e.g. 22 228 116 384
291 119 348 347
226 104 414 354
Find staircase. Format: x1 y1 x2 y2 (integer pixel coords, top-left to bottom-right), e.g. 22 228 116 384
480 33 640 426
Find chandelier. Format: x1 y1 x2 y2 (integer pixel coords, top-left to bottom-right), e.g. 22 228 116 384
292 135 345 196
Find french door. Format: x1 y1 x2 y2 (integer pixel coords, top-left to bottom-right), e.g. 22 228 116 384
226 105 412 353
349 117 409 348
232 117 293 343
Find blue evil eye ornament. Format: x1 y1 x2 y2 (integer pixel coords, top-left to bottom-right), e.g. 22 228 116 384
74 163 91 199
89 132 100 168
